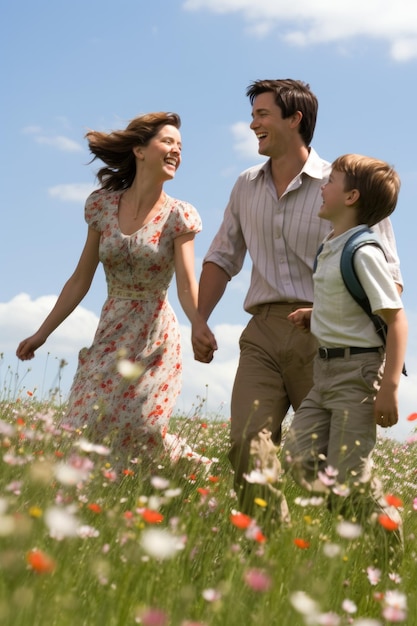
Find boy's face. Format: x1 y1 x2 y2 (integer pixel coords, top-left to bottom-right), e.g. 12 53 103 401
318 169 348 220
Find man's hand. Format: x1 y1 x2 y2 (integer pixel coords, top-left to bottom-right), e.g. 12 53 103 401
191 315 218 363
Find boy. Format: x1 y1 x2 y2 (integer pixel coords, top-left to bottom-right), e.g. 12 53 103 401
282 154 408 548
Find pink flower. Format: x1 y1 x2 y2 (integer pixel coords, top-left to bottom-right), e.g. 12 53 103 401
367 566 381 586
140 608 168 626
244 568 272 592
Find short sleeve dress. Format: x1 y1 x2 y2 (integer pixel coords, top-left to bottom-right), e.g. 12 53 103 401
64 189 202 465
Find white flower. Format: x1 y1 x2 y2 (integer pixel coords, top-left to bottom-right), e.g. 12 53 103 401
117 358 144 381
202 588 222 602
75 439 111 455
322 543 341 558
77 525 100 538
336 520 362 539
342 598 357 614
150 476 170 490
140 528 183 560
45 506 79 539
290 590 320 616
54 462 89 485
366 566 381 586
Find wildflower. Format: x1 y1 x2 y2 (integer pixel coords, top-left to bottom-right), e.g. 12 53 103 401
317 612 341 625
27 549 56 574
45 506 79 540
150 476 170 490
385 494 403 508
116 358 144 381
254 498 268 508
75 439 111 455
230 512 252 529
77 525 100 538
140 528 183 560
88 503 103 514
164 488 182 499
243 568 272 592
378 514 399 531
208 475 219 483
290 591 320 618
406 412 417 421
202 588 221 602
293 538 310 549
388 573 402 584
323 543 341 558
29 506 43 518
123 469 135 476
413 498 417 511
141 509 164 524
336 521 362 539
382 590 407 622
342 598 357 614
139 607 168 626
367 566 382 586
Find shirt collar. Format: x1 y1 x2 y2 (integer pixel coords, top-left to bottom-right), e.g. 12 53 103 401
248 147 330 182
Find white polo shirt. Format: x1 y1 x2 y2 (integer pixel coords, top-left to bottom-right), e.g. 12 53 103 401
311 225 403 348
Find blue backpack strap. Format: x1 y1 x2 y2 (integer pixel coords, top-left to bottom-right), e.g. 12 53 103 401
340 227 407 376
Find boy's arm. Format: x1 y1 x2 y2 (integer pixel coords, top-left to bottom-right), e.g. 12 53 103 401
373 307 408 428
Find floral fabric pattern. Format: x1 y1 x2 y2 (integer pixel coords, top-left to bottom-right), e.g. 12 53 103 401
64 189 202 465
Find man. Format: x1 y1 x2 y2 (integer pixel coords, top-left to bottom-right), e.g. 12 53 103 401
191 79 402 511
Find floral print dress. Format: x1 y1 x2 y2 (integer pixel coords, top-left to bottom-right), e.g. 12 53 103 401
64 189 202 465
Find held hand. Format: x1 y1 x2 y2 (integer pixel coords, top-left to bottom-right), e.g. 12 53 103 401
16 333 46 361
287 307 312 332
191 317 218 363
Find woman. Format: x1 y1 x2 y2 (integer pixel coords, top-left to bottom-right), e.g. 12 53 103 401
16 112 202 469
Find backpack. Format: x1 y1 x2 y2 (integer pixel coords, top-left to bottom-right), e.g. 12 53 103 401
314 226 407 376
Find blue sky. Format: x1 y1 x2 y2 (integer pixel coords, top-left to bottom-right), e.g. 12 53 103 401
1 0 416 440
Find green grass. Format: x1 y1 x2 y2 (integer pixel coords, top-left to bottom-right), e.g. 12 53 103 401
0 385 416 625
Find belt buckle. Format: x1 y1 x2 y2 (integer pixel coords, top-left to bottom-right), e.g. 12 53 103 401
319 347 328 359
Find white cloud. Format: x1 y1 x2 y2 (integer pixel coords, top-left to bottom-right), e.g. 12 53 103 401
21 125 83 152
231 122 264 161
0 294 98 355
182 0 417 61
48 183 97 203
1 295 416 441
34 135 83 152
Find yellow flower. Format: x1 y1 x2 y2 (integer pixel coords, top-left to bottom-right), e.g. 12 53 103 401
29 506 43 518
254 498 268 508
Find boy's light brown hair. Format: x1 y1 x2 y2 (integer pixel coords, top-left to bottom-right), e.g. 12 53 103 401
331 154 400 226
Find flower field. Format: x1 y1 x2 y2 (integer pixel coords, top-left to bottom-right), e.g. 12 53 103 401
0 390 416 625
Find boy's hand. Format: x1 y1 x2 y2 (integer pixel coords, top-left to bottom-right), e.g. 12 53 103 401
287 307 312 332
374 385 399 428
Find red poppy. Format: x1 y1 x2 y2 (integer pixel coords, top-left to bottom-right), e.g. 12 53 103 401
230 513 252 529
208 476 220 483
141 509 164 524
197 487 210 496
407 413 417 421
378 514 399 531
88 503 102 514
384 494 403 508
293 538 310 549
123 469 135 476
27 549 56 574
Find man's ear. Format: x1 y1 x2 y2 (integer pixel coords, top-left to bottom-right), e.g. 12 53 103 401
289 110 303 129
345 188 360 206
